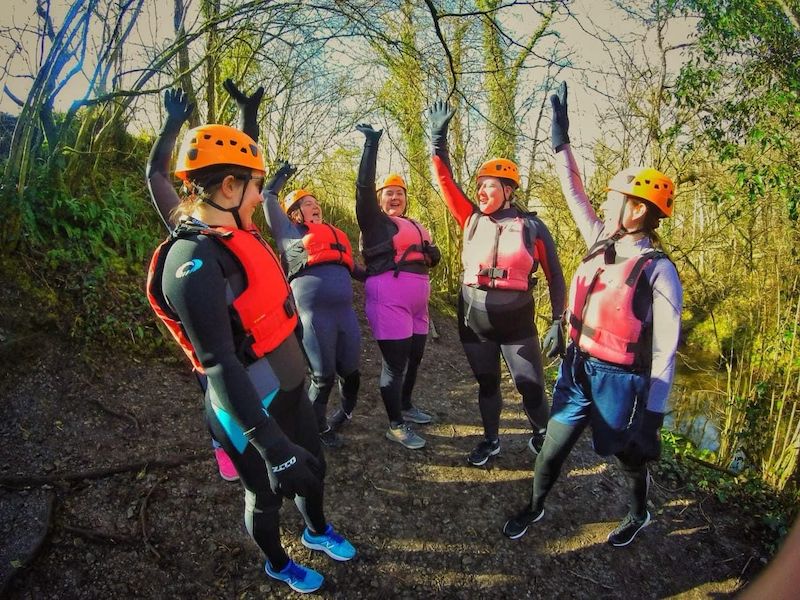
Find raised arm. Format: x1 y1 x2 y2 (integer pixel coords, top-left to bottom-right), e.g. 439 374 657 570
147 88 194 232
354 123 386 233
428 100 474 229
222 78 264 143
550 83 603 247
261 161 302 252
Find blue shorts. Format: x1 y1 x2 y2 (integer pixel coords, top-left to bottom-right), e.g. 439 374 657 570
551 345 649 456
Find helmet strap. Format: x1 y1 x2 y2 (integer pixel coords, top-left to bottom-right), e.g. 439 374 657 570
202 174 251 229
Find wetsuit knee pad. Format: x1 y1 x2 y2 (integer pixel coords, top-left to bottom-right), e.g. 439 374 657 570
615 447 648 474
340 369 360 397
475 373 500 397
516 380 544 402
309 374 336 405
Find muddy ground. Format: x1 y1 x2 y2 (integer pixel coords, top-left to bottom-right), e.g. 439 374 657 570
0 290 766 599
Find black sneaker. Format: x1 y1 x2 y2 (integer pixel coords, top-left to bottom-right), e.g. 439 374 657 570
319 426 343 448
607 511 651 547
502 504 545 540
527 431 545 457
327 408 351 432
467 438 500 466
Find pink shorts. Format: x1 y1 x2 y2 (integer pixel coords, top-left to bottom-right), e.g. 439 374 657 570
365 271 430 340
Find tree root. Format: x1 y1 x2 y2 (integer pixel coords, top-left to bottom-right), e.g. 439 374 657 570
62 524 138 546
140 478 164 561
0 453 206 489
88 397 140 431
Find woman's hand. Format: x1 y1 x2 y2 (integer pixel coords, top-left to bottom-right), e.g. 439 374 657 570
356 123 383 143
223 78 265 114
223 79 264 141
162 88 194 132
428 99 455 145
550 81 570 151
265 160 297 197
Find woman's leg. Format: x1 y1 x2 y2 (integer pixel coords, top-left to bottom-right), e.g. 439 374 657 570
376 337 412 425
500 335 549 440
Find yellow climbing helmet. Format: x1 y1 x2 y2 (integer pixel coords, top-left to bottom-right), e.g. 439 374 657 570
606 167 676 218
377 173 407 192
175 124 264 181
476 158 521 188
283 188 313 213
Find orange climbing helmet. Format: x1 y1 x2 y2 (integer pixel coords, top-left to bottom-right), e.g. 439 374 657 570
606 167 676 218
283 188 313 213
476 158 521 188
377 173 407 193
174 124 265 181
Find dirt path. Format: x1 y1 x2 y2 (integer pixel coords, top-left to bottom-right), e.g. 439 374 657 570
0 304 759 598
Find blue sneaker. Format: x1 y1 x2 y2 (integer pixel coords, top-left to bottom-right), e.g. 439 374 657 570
264 559 323 594
301 524 356 562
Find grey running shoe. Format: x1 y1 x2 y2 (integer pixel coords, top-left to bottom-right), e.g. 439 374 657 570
502 504 545 540
385 423 426 449
468 438 500 466
527 430 546 457
401 406 433 424
328 407 351 432
319 426 343 449
607 511 651 547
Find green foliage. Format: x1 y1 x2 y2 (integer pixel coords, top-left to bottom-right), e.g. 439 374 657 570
4 126 165 354
658 430 797 554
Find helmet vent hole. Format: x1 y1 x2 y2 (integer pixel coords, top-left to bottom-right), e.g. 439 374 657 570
190 137 197 144
654 184 660 189
645 179 651 184
667 198 673 207
230 140 238 146
215 140 224 146
249 144 258 156
203 134 212 140
187 149 198 160
240 147 248 154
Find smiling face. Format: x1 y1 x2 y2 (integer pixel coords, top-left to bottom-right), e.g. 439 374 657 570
476 176 512 214
379 185 407 217
297 195 322 224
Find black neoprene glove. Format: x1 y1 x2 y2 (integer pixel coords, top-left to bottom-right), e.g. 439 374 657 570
550 81 570 152
265 160 297 197
244 416 323 498
355 123 383 144
223 78 265 142
428 99 455 155
541 318 566 358
631 409 665 462
422 241 441 268
162 88 194 134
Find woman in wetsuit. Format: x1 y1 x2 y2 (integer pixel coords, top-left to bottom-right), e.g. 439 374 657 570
146 89 354 594
427 101 567 467
502 82 683 547
354 123 441 450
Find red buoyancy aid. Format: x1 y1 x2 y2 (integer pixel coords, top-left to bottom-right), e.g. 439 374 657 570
461 213 537 290
146 225 298 372
285 222 354 279
567 249 664 366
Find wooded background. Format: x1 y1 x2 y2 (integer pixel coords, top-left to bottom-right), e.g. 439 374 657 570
1 0 798 498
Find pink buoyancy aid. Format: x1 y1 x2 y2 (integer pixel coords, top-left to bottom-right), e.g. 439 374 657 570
461 213 537 291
